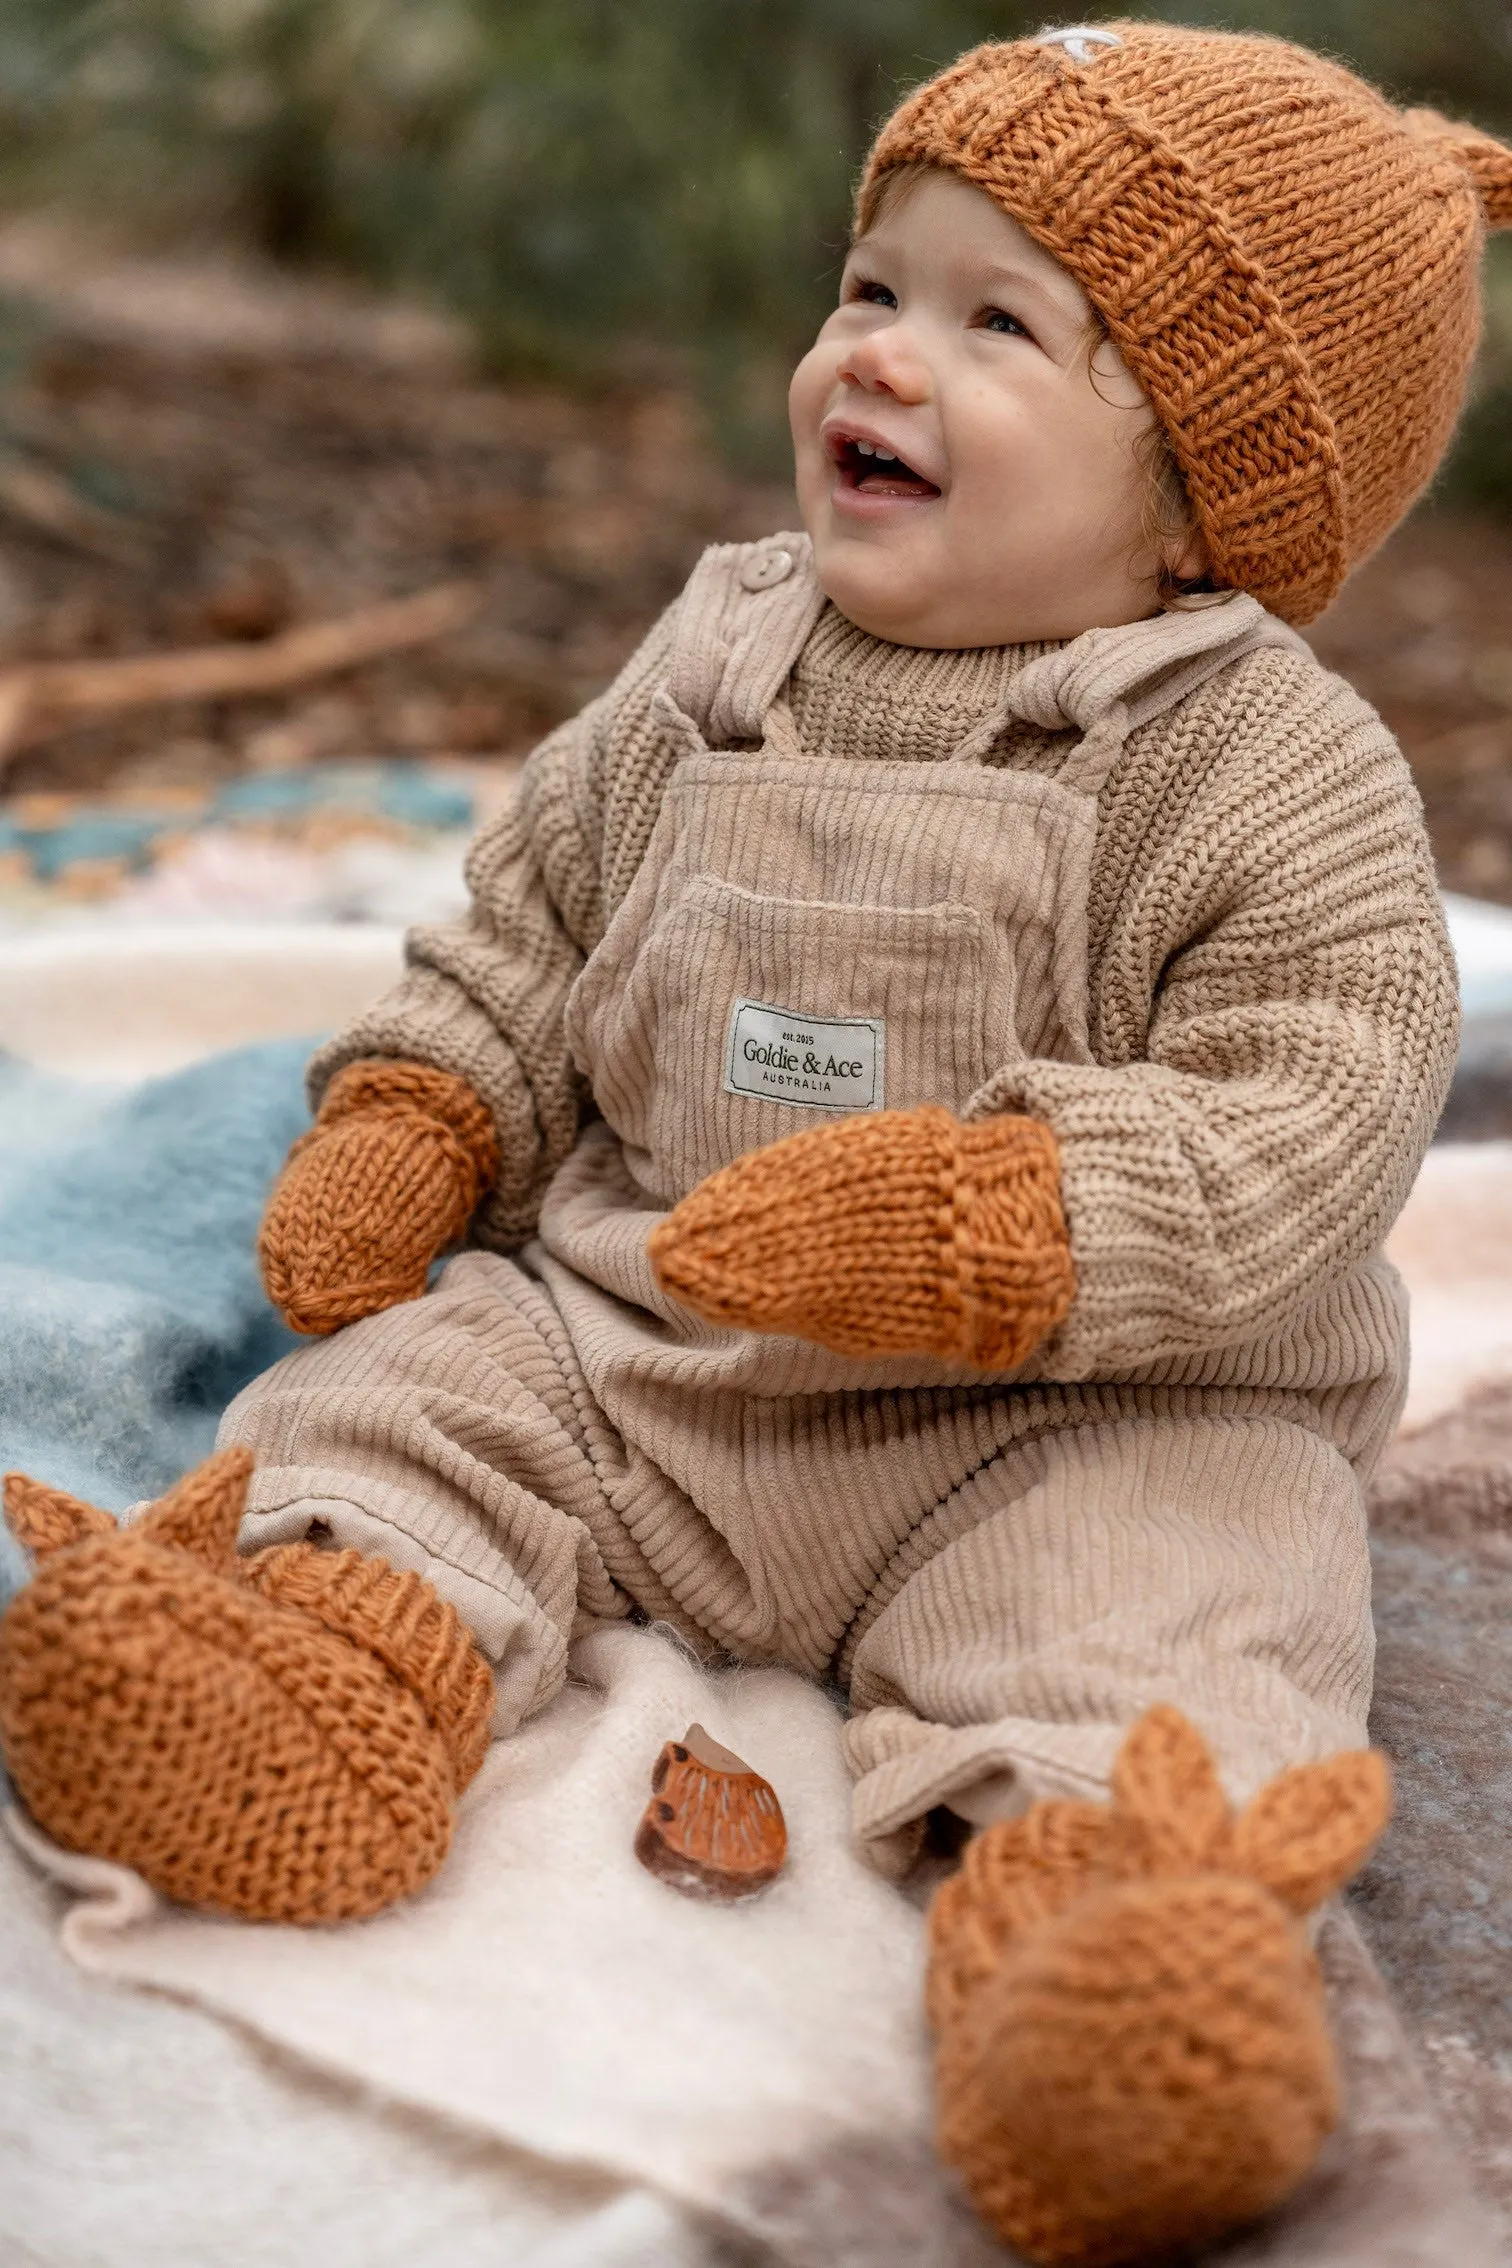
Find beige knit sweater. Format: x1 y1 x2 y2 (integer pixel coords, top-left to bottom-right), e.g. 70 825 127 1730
311 578 1457 1383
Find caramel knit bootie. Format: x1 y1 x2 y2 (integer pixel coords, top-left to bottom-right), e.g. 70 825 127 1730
929 1708 1391 2267
0 1449 493 1923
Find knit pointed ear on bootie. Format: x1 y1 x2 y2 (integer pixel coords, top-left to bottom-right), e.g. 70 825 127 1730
929 1708 1391 2268
648 1104 1074 1367
0 1449 493 1923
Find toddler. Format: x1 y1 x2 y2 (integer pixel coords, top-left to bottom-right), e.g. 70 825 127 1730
7 22 1512 2264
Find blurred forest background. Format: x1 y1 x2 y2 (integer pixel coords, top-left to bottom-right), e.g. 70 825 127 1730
3 0 1510 478
0 0 1510 911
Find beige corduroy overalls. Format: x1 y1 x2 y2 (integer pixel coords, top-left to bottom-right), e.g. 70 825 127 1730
225 552 1395 1868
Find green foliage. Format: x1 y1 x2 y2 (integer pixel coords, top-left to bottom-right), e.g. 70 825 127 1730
1 0 1510 483
0 0 1045 461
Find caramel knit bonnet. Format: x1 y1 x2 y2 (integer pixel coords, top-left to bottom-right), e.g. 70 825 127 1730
860 20 1512 623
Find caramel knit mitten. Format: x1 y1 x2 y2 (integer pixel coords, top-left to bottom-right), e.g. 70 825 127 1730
648 1104 1074 1367
260 1058 500 1336
929 1708 1392 2267
0 1449 493 1923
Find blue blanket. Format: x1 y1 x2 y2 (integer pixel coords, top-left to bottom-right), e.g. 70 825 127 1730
0 1040 315 1607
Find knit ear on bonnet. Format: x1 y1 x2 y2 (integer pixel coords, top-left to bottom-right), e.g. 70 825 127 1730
1406 109 1512 228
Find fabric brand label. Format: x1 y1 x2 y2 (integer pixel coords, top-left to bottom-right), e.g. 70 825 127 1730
723 998 884 1112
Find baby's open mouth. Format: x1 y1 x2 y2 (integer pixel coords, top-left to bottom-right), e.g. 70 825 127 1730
832 437 941 501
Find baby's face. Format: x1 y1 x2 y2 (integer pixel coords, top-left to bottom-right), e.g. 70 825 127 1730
789 171 1193 649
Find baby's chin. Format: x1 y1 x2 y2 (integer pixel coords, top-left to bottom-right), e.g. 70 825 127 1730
807 516 1167 649
801 518 956 647
808 525 1036 652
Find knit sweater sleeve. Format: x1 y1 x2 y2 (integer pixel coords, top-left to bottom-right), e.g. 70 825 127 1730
305 600 680 1248
967 648 1458 1376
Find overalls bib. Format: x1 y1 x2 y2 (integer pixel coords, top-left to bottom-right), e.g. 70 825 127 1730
525 549 1306 1656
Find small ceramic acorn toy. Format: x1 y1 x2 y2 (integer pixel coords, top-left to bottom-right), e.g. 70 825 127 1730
0 1449 493 1923
635 1722 788 1901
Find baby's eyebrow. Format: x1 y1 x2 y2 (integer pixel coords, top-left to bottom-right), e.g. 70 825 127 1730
847 229 1089 341
972 257 1086 328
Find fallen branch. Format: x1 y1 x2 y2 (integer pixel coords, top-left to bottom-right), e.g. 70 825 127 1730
0 581 482 773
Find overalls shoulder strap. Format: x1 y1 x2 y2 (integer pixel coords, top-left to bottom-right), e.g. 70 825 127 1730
658 545 1306 790
991 594 1310 796
663 533 827 749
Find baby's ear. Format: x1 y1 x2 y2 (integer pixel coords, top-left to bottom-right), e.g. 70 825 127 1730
3 1472 118 1557
135 1448 254 1569
1231 1750 1392 1916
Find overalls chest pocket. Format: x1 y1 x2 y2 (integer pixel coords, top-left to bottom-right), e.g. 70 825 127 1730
563 750 1094 1209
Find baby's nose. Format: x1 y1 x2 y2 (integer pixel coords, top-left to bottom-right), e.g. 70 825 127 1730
837 324 932 403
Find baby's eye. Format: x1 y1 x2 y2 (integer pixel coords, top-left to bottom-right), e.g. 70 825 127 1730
847 278 897 309
981 306 1030 337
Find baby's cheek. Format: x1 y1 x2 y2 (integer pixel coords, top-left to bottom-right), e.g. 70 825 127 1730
787 345 832 461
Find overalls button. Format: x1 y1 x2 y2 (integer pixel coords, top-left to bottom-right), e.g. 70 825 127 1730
739 547 794 592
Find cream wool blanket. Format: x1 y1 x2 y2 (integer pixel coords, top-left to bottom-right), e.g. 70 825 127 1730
6 1624 957 2252
0 922 1506 2266
3 1625 1500 2268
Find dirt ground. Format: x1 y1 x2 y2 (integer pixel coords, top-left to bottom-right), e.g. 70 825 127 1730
1 225 1510 903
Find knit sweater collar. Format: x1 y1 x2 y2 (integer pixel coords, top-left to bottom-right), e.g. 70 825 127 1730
787 603 1063 766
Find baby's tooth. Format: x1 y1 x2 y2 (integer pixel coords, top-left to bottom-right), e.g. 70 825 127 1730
856 440 874 455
